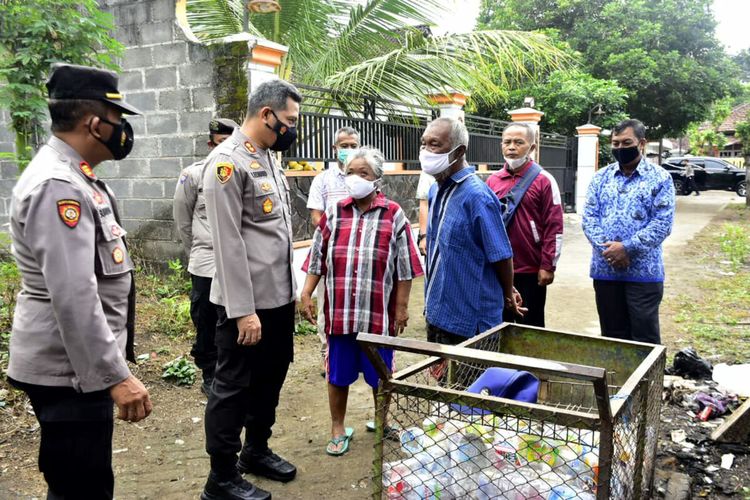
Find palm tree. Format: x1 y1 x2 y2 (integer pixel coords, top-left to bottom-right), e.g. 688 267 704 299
184 0 571 107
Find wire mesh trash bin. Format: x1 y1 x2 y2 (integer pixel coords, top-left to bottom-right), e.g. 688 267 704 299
358 323 665 500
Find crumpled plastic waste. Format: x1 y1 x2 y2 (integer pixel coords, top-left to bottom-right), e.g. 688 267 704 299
668 347 713 380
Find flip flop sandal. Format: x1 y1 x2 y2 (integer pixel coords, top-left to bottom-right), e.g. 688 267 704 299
326 427 354 456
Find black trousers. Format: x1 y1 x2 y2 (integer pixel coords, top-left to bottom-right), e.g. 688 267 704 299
205 302 295 477
426 323 474 388
503 272 547 327
189 274 218 373
7 378 114 499
593 280 663 344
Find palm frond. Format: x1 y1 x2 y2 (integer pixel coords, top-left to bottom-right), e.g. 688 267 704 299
306 0 446 82
250 0 345 74
322 30 574 105
186 0 260 40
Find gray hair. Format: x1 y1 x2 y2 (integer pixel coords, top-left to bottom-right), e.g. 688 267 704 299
246 79 302 117
426 117 469 149
347 146 385 178
503 122 536 143
334 126 360 145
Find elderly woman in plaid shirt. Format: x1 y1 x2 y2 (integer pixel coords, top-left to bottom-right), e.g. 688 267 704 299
300 146 423 456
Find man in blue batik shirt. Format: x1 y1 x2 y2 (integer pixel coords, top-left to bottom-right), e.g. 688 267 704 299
582 119 675 344
421 117 525 348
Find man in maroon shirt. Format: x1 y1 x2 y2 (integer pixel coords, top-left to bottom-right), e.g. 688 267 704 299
486 123 564 327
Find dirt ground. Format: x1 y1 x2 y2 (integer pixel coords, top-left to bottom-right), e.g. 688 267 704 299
0 192 746 499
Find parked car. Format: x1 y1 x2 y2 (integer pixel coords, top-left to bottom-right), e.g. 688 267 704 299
663 156 746 197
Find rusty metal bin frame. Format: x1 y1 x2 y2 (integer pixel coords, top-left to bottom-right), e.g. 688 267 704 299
359 323 666 500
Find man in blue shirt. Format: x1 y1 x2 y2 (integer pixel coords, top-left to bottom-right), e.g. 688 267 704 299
582 119 675 344
422 117 524 348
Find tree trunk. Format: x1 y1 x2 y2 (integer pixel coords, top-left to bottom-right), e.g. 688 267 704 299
14 131 31 172
658 138 664 160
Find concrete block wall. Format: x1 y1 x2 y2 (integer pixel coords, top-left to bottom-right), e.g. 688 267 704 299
97 0 218 262
0 0 428 262
0 110 16 229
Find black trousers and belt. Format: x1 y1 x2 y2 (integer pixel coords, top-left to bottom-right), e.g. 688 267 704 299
502 272 548 327
593 280 663 344
189 274 218 373
205 301 295 478
7 378 114 499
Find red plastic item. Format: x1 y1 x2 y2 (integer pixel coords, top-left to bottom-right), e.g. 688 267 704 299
697 406 713 421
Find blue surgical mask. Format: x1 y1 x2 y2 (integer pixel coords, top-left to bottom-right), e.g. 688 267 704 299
337 148 357 166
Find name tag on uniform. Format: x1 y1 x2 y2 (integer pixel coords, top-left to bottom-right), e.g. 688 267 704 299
251 171 268 178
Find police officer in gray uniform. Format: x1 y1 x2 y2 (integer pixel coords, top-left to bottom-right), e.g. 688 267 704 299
173 117 239 396
7 63 152 499
201 80 300 500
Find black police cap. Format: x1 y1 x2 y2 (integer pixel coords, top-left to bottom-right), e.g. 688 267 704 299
209 118 239 135
46 63 142 115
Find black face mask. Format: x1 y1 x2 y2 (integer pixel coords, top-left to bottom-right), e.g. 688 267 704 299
612 145 640 166
93 116 134 161
265 110 297 152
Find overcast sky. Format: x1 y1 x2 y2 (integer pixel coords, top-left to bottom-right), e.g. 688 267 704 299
434 0 750 55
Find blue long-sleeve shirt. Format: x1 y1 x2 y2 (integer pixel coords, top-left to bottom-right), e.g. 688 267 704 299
425 166 513 336
582 157 675 282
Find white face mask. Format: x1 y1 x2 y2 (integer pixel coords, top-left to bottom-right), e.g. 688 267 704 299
345 175 377 199
504 155 528 170
419 146 460 176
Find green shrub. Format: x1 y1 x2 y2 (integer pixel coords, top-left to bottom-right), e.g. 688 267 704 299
161 356 196 386
294 319 317 336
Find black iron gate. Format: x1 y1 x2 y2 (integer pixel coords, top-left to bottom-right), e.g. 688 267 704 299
286 84 578 210
539 131 578 212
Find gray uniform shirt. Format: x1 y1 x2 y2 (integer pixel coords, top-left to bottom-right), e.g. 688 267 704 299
203 128 296 319
8 136 133 392
173 160 214 278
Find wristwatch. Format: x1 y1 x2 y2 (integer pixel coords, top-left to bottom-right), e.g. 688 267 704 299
417 233 426 244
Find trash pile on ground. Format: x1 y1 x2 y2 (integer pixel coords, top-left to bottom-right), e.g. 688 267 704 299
655 348 750 498
383 415 600 499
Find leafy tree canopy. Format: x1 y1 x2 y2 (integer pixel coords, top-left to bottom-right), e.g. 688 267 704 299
478 0 740 138
186 0 572 108
733 49 750 83
473 69 628 136
0 0 122 168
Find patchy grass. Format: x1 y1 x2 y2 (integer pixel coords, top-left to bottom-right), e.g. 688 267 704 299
666 205 750 364
135 258 193 341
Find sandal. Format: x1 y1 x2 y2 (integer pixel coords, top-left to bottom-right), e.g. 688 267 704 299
326 427 354 456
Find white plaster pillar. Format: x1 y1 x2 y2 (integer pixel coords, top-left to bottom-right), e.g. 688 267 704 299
426 92 468 121
247 38 289 92
575 123 602 214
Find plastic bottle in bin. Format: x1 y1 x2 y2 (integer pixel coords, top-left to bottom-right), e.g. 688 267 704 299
451 432 492 474
383 460 453 499
400 427 427 455
547 484 595 500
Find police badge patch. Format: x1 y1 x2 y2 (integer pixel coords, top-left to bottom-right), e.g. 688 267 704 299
216 162 234 184
262 197 273 214
112 246 125 264
57 199 81 228
79 161 97 181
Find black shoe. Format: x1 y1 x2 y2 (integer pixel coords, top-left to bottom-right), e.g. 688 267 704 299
201 379 213 397
201 472 271 500
237 448 296 483
201 368 215 397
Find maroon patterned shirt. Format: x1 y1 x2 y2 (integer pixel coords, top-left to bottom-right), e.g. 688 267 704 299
302 192 423 336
